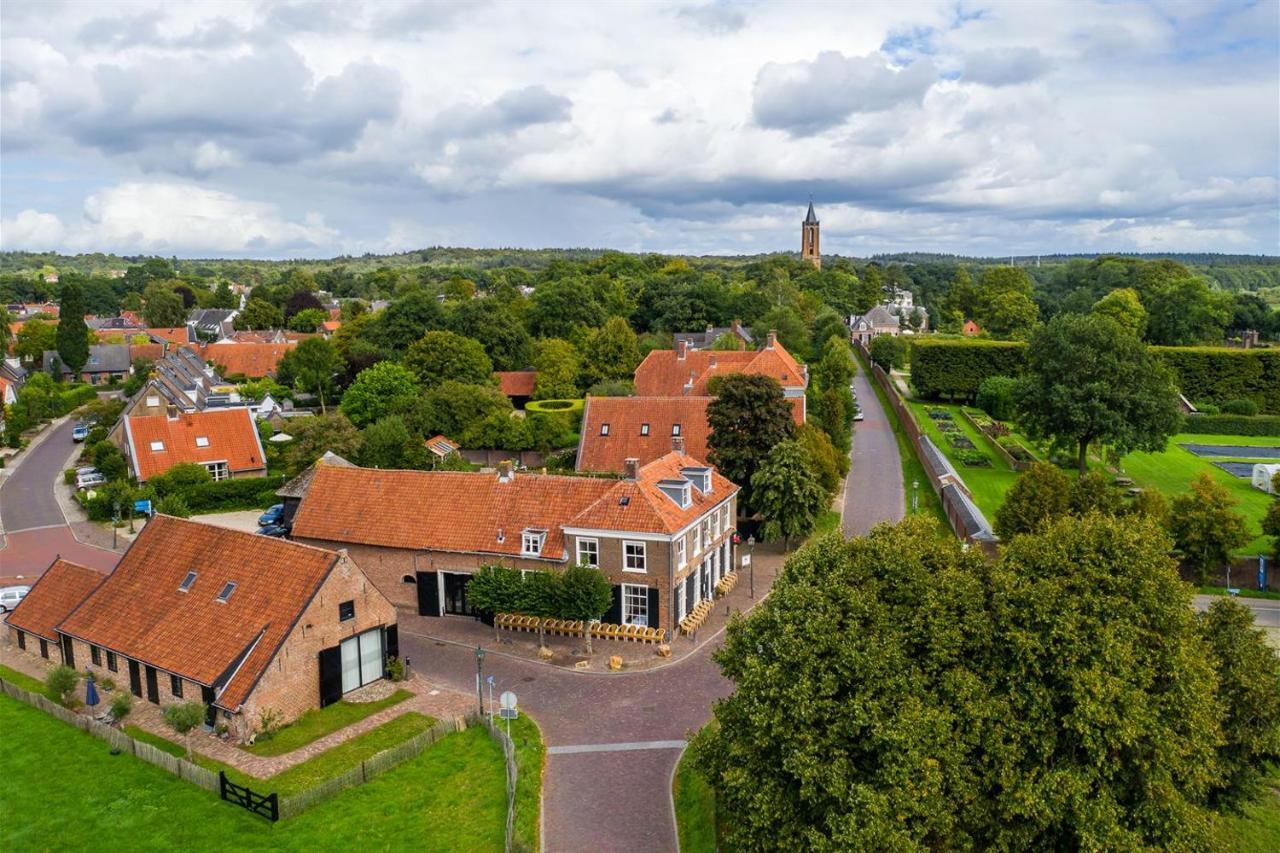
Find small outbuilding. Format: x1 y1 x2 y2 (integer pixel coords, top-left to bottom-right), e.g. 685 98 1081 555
1253 463 1280 495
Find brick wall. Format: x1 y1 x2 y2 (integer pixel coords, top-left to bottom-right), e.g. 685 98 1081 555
238 553 396 739
65 635 204 708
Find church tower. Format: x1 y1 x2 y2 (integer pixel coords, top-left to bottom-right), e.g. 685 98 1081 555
801 199 820 269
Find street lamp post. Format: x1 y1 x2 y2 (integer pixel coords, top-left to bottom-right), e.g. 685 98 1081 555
912 481 919 513
112 501 120 549
474 646 485 717
747 535 756 599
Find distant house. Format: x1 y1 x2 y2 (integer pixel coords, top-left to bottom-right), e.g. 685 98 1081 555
16 516 397 742
426 434 461 459
115 347 229 422
187 308 239 341
119 407 267 483
577 396 711 473
848 306 900 347
495 370 537 408
962 320 981 337
202 341 295 379
43 344 131 385
146 327 194 347
87 316 147 334
672 320 754 352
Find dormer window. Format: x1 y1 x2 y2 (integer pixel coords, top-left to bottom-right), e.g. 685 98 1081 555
178 571 197 592
521 529 546 556
640 423 649 436
600 423 610 436
216 581 236 603
657 478 692 509
149 440 165 452
195 436 209 448
681 466 712 494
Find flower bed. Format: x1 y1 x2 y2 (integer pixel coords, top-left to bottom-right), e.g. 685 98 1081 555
954 449 992 468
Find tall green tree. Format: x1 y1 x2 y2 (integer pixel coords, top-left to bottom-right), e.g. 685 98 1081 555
210 280 237 309
531 338 580 399
233 298 284 331
142 282 187 328
1145 275 1233 346
812 336 855 391
357 415 431 470
580 316 640 387
403 330 493 388
1169 472 1250 584
448 298 532 371
406 381 513 439
975 266 1039 339
368 290 445 355
707 374 796 510
55 279 90 374
751 440 826 548
276 337 344 413
14 318 57 364
339 361 419 428
994 461 1072 538
1015 313 1182 474
282 413 362 475
1091 287 1147 338
527 278 604 339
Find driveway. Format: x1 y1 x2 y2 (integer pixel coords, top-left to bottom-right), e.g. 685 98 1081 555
843 367 905 537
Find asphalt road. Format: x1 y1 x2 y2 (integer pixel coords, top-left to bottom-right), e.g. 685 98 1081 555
842 367 906 537
0 417 77 533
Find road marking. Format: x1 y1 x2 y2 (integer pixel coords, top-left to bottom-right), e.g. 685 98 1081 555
548 740 687 755
1 523 67 534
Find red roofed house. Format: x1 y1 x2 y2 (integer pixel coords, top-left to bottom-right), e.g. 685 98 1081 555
290 453 739 636
495 370 537 409
119 407 267 483
962 319 982 337
6 558 105 664
633 331 807 425
202 341 296 379
576 396 711 473
46 516 397 740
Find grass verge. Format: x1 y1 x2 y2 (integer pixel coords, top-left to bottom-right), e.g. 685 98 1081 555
243 688 413 756
673 746 717 853
1209 772 1280 851
1199 586 1280 601
508 712 545 851
0 663 49 695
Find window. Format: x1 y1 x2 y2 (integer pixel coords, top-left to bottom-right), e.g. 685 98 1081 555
216 581 236 603
39 639 49 659
640 423 649 436
340 628 384 693
179 571 197 592
600 423 610 436
624 541 646 573
402 574 417 584
676 583 686 622
622 584 650 626
91 645 102 666
149 440 165 451
170 675 183 698
675 536 687 570
205 461 229 481
15 630 24 651
522 530 545 556
692 524 702 555
339 600 355 622
146 395 160 407
107 651 118 672
195 436 209 447
576 538 599 568
671 423 681 436
711 510 720 539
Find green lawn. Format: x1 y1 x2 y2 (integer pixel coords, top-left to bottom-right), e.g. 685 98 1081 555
1209 774 1280 851
506 713 545 851
1118 434 1276 556
808 509 841 542
0 693 516 850
0 663 49 695
673 746 718 853
244 688 412 756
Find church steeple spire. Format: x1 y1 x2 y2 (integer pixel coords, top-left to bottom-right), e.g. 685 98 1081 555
801 198 820 269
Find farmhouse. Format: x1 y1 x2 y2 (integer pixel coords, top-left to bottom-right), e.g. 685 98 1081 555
290 452 739 636
118 407 266 483
5 559 105 664
40 516 396 741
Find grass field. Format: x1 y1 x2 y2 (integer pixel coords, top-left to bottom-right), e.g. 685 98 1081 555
906 401 1023 523
243 688 413 756
673 746 717 853
0 692 519 851
0 663 48 695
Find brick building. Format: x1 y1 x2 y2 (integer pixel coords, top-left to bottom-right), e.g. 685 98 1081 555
8 516 397 741
290 451 739 639
576 396 712 473
5 558 105 664
118 407 267 483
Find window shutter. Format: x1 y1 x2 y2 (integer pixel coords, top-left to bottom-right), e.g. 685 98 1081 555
384 625 400 678
318 646 342 708
604 585 622 624
686 573 697 608
647 587 660 629
417 571 440 616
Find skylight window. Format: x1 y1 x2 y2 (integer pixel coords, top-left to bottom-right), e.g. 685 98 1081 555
640 423 649 436
600 423 610 436
671 424 682 436
178 571 197 592
216 581 237 603
195 436 210 447
149 440 165 451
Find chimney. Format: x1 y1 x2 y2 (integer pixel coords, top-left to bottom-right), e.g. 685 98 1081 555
623 458 639 481
766 330 777 350
677 340 688 361
497 460 514 482
683 370 695 396
672 435 685 455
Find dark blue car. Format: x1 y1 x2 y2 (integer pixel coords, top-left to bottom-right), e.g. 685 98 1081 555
256 524 289 538
258 504 284 526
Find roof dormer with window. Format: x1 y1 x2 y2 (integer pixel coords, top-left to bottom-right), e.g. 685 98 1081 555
657 478 692 509
680 466 712 494
521 529 547 556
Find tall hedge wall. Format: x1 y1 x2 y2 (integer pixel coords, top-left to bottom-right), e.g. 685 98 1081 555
1182 414 1280 436
909 339 1027 401
1150 347 1280 415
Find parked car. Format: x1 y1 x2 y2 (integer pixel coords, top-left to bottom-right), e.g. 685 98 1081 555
76 471 107 490
257 504 284 526
76 466 99 476
72 423 90 442
853 409 865 422
0 585 30 614
256 524 289 538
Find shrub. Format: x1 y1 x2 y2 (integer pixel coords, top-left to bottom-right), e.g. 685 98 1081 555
1222 398 1259 416
110 692 132 721
868 335 906 371
155 494 192 518
910 339 1027 401
98 676 116 692
975 375 1019 421
45 665 79 705
954 449 991 467
386 656 406 682
1196 403 1221 415
1183 414 1280 437
256 708 284 741
64 468 77 485
54 384 99 415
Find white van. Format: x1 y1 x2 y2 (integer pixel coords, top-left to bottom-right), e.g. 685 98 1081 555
0 585 30 613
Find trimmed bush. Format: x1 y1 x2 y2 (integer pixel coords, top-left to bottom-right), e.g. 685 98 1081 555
975 375 1019 421
525 398 584 430
1151 346 1280 415
54 384 99 415
1183 414 1280 436
1221 399 1259 416
910 339 1027 401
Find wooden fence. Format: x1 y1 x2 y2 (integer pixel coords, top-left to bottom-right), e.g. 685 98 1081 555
481 717 519 853
0 677 219 793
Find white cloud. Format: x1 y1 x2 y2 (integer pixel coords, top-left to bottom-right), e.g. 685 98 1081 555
0 210 66 250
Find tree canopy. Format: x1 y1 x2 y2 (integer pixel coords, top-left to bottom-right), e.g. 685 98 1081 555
706 373 796 509
55 279 89 373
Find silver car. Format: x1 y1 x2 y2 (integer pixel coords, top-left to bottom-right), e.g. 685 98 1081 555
0 585 30 613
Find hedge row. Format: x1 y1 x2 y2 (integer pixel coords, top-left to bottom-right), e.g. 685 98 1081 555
55 384 99 416
1151 347 1280 415
909 339 1027 401
178 476 284 513
1182 414 1280 436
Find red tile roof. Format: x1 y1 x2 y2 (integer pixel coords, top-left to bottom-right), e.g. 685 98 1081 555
321 320 341 333
123 408 267 482
203 342 295 378
577 396 712 473
148 327 191 346
57 516 341 710
495 370 537 398
292 453 738 555
633 341 807 425
128 343 165 364
6 559 105 643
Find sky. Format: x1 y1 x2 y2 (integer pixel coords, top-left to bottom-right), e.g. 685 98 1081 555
1 0 1277 259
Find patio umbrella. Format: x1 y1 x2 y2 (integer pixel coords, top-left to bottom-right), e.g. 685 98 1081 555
84 672 99 709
